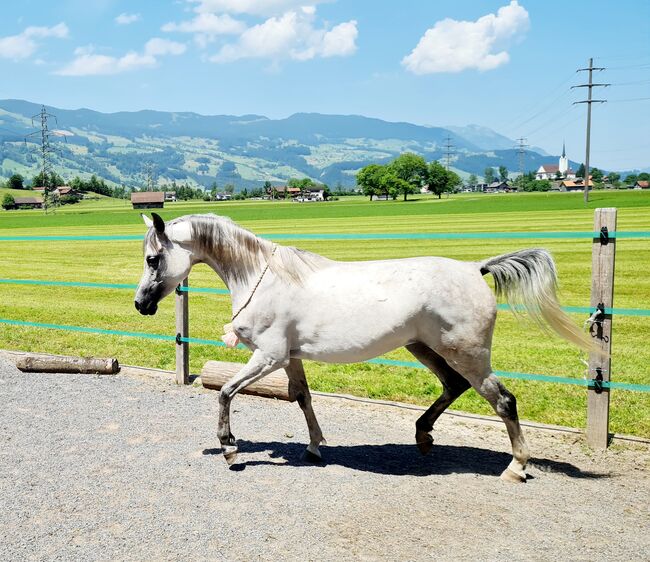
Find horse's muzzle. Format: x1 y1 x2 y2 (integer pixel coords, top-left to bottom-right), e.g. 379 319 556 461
134 300 158 316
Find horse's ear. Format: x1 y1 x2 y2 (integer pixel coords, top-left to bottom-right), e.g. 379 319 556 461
141 214 154 229
151 213 165 234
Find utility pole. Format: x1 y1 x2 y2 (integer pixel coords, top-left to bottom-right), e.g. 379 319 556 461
515 137 529 180
443 135 455 171
26 105 59 214
573 58 608 204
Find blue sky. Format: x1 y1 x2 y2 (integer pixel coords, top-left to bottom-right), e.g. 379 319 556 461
0 0 648 170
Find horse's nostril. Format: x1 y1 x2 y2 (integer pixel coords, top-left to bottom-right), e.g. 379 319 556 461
134 300 141 311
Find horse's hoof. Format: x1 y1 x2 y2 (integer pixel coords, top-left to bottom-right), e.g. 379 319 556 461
500 467 527 483
302 449 323 464
416 431 433 456
223 446 238 466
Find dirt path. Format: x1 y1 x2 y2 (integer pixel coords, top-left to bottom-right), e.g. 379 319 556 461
1 358 648 561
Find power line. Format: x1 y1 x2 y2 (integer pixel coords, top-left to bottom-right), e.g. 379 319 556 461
523 104 577 138
608 97 650 103
573 58 609 204
503 71 577 133
606 62 650 70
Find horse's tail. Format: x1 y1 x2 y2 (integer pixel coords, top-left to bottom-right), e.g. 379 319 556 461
480 248 596 352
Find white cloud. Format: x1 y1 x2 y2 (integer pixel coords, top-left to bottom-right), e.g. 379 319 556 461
189 0 323 17
0 23 68 60
211 9 357 63
320 20 357 57
115 13 140 25
144 38 187 56
402 1 529 75
162 13 245 47
56 38 186 76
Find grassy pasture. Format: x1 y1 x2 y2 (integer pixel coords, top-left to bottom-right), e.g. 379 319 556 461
1 191 649 436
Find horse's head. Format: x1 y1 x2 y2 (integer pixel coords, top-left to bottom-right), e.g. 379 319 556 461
134 213 193 315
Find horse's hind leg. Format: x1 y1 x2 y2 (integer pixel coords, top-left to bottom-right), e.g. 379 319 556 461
406 342 471 455
444 350 530 483
286 358 325 462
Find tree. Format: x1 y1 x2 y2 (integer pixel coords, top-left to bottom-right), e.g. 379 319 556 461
638 172 650 182
625 173 637 185
357 164 386 200
608 172 620 187
32 171 64 188
427 161 458 199
263 180 272 197
224 183 235 195
590 168 604 183
467 173 477 188
447 170 462 194
576 163 585 178
8 173 24 190
389 153 427 201
2 193 15 210
380 171 408 200
499 166 508 183
484 167 495 184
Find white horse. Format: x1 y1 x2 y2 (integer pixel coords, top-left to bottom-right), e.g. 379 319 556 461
135 212 593 482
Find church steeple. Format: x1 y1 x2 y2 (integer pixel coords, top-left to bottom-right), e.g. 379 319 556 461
559 141 569 176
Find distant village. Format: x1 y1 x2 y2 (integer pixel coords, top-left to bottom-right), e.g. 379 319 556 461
2 141 648 210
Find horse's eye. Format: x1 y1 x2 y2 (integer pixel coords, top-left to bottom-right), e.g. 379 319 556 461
146 255 160 269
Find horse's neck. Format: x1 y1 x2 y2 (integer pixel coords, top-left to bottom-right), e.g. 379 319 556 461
193 219 267 305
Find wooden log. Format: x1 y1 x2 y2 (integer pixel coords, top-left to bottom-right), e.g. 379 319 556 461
201 360 292 401
16 354 119 375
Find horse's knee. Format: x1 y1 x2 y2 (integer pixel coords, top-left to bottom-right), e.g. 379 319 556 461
496 389 518 420
219 382 236 405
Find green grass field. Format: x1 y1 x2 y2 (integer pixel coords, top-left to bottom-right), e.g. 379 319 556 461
1 191 649 436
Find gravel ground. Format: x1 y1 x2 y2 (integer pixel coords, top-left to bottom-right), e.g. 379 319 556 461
1 356 649 562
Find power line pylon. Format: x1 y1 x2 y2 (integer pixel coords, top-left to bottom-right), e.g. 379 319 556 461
515 137 529 179
443 135 455 171
26 105 59 214
143 162 156 191
573 58 609 203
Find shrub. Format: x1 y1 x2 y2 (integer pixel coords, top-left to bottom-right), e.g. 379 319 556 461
60 194 81 205
2 193 15 210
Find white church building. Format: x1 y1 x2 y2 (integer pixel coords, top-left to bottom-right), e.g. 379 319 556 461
535 143 576 180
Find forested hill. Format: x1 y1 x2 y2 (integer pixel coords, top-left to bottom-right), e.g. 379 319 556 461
0 99 575 189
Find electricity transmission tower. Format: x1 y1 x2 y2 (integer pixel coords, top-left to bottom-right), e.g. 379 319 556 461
573 58 609 203
443 135 455 171
515 137 529 179
26 105 59 213
143 162 156 191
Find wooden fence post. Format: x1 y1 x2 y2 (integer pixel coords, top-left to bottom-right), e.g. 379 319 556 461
175 277 190 385
586 208 617 448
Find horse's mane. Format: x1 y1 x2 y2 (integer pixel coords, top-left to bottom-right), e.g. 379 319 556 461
183 214 330 285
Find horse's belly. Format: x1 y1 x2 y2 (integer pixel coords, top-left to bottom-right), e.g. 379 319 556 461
290 324 418 364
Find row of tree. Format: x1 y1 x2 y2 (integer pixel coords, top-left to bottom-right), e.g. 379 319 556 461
357 154 461 201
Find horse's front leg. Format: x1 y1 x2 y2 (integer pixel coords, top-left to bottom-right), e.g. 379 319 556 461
217 348 289 465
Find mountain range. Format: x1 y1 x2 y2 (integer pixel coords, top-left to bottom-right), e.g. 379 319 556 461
0 98 588 190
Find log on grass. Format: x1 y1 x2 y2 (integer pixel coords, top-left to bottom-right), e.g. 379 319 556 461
16 354 119 375
201 360 292 401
